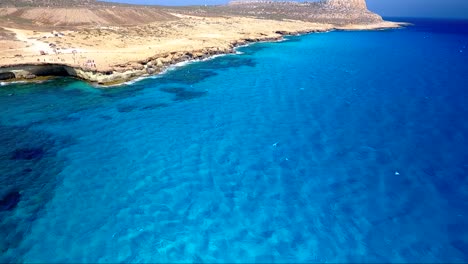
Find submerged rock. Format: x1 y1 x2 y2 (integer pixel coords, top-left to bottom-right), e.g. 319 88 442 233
160 87 207 101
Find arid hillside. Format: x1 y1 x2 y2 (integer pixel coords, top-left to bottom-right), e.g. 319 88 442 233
0 0 177 29
0 7 176 29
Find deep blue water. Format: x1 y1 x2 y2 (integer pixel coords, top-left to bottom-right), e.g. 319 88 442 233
1 18 467 262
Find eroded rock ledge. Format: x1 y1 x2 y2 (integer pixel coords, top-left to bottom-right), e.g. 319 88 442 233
0 33 307 86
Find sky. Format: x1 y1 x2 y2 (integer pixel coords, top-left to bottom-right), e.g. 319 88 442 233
102 0 468 19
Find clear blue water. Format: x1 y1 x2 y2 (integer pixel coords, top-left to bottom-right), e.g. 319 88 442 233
1 18 468 263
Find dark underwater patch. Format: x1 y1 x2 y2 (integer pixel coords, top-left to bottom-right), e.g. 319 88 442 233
0 124 72 255
156 57 256 86
0 191 20 212
101 85 145 99
160 87 186 94
62 88 86 97
140 103 169 110
99 115 113 120
173 90 207 101
22 168 33 173
158 69 218 85
192 254 204 263
61 116 81 123
11 148 45 160
117 104 139 113
160 87 207 101
203 57 256 69
451 239 468 258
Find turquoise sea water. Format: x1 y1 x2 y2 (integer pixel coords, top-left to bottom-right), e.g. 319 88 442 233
1 18 468 262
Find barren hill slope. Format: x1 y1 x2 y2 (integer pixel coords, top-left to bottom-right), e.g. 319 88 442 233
0 0 177 29
0 7 176 28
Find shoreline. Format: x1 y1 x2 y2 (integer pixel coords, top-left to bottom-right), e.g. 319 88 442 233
0 21 406 87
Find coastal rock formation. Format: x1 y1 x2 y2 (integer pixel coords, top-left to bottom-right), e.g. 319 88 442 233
0 34 295 85
321 0 381 24
225 0 382 25
0 71 15 80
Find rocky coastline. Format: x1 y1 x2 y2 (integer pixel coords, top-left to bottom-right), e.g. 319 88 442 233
0 23 403 87
0 37 280 86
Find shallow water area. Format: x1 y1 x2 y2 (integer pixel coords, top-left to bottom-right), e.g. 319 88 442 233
0 18 468 262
